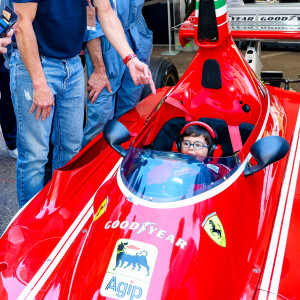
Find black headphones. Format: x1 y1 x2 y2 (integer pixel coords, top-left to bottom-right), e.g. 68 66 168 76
176 121 219 156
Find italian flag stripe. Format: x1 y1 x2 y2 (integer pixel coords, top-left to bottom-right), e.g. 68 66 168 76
195 0 199 18
216 12 228 26
195 0 227 26
214 0 226 10
215 3 227 18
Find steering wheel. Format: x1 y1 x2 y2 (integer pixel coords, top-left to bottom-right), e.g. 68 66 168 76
164 177 187 197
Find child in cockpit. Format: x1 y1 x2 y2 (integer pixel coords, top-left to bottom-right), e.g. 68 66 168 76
178 121 231 180
146 121 230 191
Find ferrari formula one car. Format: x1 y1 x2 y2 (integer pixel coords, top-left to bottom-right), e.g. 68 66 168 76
1 0 300 299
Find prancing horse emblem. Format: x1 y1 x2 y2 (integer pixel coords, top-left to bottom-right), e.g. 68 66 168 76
202 212 226 247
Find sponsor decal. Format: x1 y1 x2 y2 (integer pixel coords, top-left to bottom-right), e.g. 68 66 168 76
94 197 108 221
230 15 300 22
258 15 300 22
100 239 158 300
206 164 220 174
230 15 255 22
173 167 190 177
202 212 226 248
230 15 300 31
231 25 300 31
104 221 187 249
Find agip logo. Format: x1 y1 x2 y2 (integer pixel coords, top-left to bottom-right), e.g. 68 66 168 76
202 212 226 248
100 239 158 300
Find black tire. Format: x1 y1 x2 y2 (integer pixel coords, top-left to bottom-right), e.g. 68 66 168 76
140 56 179 100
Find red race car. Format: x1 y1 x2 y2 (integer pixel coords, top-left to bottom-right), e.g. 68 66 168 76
0 1 299 299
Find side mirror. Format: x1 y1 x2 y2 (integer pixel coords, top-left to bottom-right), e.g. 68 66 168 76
103 120 131 157
244 136 289 176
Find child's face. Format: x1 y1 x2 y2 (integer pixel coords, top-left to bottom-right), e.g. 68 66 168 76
181 135 209 157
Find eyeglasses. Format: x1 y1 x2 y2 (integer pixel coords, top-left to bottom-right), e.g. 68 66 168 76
181 140 209 150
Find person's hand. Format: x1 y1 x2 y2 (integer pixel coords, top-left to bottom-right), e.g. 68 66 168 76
0 29 13 54
30 84 54 121
127 57 156 95
87 70 112 104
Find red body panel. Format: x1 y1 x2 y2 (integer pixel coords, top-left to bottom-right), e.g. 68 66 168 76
1 4 300 300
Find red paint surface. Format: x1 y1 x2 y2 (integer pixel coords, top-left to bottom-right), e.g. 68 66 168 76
0 7 300 300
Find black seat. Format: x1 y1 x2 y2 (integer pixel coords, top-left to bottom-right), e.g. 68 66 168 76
152 117 187 151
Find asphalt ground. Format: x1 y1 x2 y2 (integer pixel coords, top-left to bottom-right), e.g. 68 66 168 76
0 45 299 236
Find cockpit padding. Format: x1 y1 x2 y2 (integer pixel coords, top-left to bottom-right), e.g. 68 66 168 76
199 118 233 156
239 122 255 144
152 117 187 151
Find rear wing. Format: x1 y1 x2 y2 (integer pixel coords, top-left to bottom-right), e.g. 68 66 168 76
179 3 300 47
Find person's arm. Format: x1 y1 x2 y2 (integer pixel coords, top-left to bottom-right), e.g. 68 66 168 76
13 3 54 121
86 37 112 104
0 29 12 54
94 0 156 95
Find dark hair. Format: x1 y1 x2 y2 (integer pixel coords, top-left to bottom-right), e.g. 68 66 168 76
181 125 213 148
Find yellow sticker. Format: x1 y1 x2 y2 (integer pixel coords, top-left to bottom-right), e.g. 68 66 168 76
202 212 226 248
94 197 108 221
3 10 11 21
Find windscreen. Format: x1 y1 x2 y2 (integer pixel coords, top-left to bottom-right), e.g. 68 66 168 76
121 147 241 203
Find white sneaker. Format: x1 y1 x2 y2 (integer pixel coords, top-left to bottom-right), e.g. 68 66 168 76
9 148 18 159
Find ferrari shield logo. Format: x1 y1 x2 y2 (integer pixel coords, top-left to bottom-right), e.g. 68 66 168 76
202 212 226 248
94 197 108 221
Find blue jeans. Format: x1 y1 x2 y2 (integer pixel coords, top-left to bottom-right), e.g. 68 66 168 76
82 15 153 147
10 50 85 207
82 38 150 147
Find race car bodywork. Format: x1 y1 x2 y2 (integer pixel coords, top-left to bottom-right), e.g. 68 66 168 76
1 0 300 299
